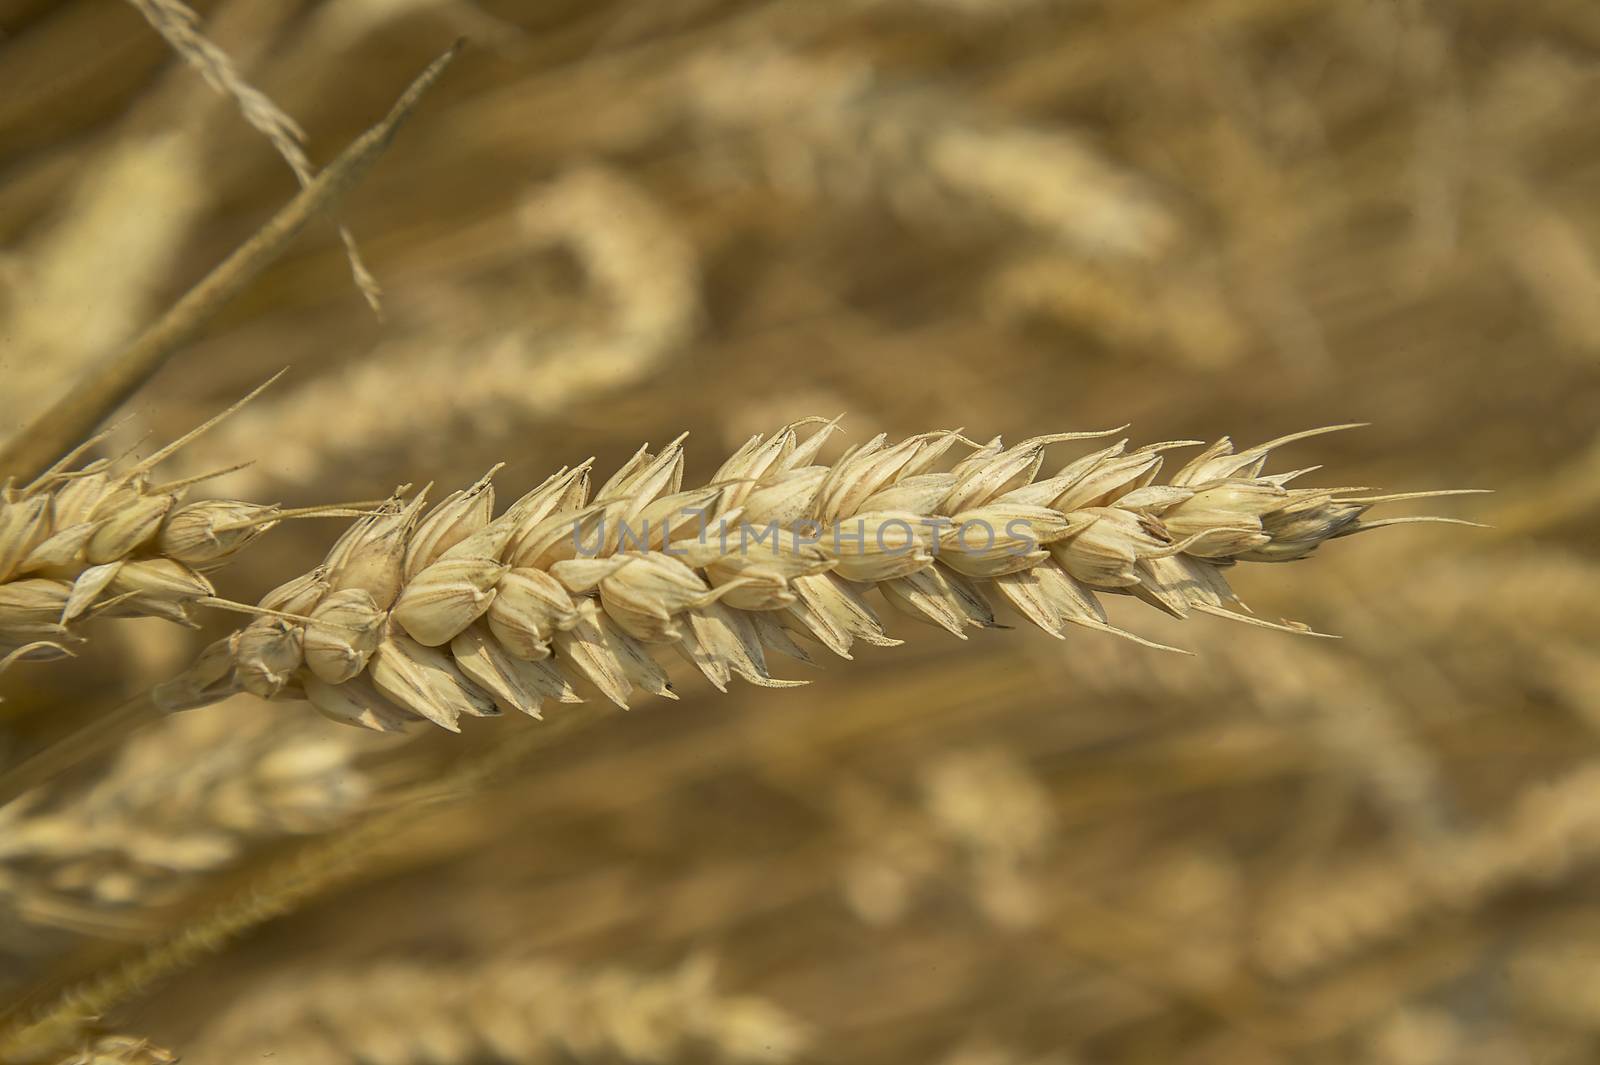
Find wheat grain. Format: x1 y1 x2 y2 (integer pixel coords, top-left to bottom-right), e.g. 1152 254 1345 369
155 419 1470 731
187 954 807 1064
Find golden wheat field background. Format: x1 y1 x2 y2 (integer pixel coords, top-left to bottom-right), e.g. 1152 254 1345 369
2 1 1599 1062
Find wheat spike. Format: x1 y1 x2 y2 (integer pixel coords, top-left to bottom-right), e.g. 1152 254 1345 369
682 47 1179 261
0 384 373 680
0 697 385 938
986 251 1248 369
155 419 1466 730
187 954 807 1064
1255 762 1600 979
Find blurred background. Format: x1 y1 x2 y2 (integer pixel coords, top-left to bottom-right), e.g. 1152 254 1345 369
2 0 1599 1062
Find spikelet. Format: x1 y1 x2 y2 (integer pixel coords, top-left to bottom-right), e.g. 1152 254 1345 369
0 434 253 670
158 419 1469 732
0 384 377 683
302 589 385 684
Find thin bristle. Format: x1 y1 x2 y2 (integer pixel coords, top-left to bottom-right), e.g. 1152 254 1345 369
130 369 288 476
22 419 132 495
151 460 260 494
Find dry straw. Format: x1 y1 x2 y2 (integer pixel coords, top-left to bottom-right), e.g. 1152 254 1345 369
0 45 460 485
0 0 331 437
156 418 1475 732
124 0 384 314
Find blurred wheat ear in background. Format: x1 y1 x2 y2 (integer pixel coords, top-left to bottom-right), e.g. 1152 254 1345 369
3 0 1600 1063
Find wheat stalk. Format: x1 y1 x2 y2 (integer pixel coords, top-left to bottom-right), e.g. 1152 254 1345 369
1 0 338 438
124 0 385 315
0 714 646 1060
155 418 1476 731
0 46 458 484
178 164 703 495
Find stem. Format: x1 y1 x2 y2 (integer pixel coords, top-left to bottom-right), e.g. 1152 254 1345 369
0 42 464 484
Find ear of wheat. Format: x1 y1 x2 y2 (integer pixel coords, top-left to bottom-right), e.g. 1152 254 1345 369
154 419 1476 731
0 696 383 929
0 381 368 680
186 954 807 1065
